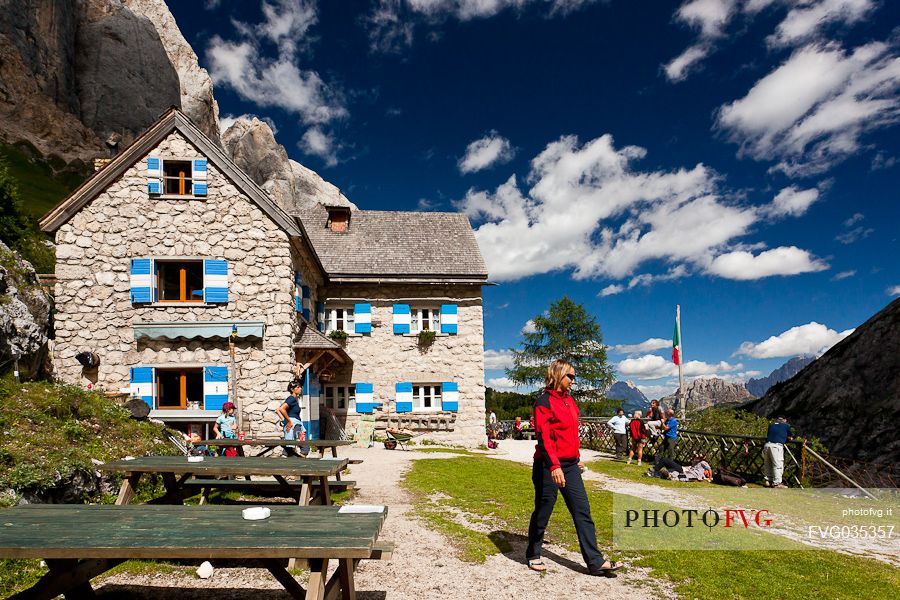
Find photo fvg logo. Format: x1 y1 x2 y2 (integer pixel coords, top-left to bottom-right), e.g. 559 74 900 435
624 508 773 529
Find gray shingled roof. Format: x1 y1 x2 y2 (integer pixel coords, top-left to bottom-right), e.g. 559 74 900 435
294 206 488 280
293 322 343 350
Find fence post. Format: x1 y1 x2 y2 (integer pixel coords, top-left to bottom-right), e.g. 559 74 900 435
801 443 807 483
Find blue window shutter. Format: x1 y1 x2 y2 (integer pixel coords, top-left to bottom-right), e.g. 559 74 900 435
130 367 154 408
147 157 161 195
301 286 311 320
203 260 228 303
393 304 410 334
395 382 413 413
440 304 458 334
316 302 325 332
204 366 229 411
130 258 152 303
355 382 377 413
442 381 459 411
355 303 372 334
192 159 207 196
294 272 302 312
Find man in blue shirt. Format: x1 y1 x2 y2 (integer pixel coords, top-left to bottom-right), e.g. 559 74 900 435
661 409 678 459
764 417 791 488
607 408 629 460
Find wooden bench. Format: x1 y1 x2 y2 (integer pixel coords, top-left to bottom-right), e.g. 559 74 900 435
182 478 357 505
0 504 391 600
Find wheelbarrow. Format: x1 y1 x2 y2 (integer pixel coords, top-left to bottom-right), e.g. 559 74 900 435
385 428 422 451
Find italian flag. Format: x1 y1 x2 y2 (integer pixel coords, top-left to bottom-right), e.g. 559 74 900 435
672 318 681 366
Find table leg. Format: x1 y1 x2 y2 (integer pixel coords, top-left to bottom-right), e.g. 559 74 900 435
332 447 342 481
262 559 307 600
10 559 123 600
338 558 356 600
319 476 332 506
306 558 329 600
160 472 185 505
115 473 141 505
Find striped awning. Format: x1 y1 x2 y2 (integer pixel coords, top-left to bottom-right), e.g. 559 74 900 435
134 321 265 341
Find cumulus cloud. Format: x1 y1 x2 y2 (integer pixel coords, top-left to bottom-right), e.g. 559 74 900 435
763 186 821 218
735 321 854 358
888 285 900 297
716 42 900 177
611 338 671 354
458 133 826 283
598 284 625 297
635 383 677 400
486 376 524 391
707 246 829 280
831 269 856 281
298 127 341 166
617 354 742 379
219 113 278 135
664 44 711 82
458 131 515 174
484 349 515 370
521 319 538 334
767 0 876 48
366 0 599 52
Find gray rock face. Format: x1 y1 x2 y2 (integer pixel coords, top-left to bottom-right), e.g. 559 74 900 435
0 241 51 378
75 1 181 141
747 299 900 463
662 377 752 411
122 0 220 142
607 380 649 415
222 117 356 212
746 356 815 397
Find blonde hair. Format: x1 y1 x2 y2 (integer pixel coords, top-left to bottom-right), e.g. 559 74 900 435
633 410 642 418
545 359 574 391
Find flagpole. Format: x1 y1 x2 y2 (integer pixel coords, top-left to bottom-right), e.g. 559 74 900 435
677 304 685 419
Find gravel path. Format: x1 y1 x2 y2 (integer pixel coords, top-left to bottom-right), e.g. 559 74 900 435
94 445 667 599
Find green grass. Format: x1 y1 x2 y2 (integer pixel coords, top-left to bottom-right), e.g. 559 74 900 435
0 559 46 596
0 142 88 219
415 447 472 454
404 456 900 599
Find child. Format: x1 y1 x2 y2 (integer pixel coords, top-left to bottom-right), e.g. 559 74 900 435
213 401 238 457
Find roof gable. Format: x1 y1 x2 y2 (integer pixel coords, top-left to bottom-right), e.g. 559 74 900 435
39 108 301 237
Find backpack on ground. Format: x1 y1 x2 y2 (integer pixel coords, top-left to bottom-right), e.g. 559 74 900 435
712 467 746 487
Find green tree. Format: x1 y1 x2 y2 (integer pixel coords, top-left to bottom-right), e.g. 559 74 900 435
506 296 615 404
0 158 32 246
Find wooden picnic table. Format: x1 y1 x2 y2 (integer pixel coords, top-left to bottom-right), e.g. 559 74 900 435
100 455 349 507
197 438 354 458
0 504 391 600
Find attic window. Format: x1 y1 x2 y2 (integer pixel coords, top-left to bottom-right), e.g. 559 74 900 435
325 207 351 232
147 157 208 197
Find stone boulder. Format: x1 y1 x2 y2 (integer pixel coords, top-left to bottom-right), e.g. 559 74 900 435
0 241 51 378
747 298 900 463
661 377 752 411
75 0 181 142
222 116 356 212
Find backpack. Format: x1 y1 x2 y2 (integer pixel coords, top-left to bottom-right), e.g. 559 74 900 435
712 468 746 487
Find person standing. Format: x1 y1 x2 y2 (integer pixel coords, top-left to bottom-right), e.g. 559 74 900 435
277 379 310 457
764 417 791 488
607 408 629 460
526 359 621 576
661 409 678 459
626 410 647 466
489 410 497 425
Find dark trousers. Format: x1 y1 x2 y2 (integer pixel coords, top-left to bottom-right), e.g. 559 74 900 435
613 433 627 459
526 459 605 570
662 436 677 459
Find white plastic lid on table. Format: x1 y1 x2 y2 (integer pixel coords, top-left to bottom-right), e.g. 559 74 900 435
242 507 271 520
338 505 385 513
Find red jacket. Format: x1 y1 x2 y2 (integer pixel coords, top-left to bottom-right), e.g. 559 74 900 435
533 388 580 470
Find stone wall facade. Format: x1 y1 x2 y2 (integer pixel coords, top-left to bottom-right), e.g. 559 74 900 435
52 130 318 437
321 283 485 447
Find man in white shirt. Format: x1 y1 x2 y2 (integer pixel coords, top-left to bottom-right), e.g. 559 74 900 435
607 408 629 460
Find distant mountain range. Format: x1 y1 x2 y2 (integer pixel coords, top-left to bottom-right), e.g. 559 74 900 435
606 381 649 414
746 356 815 397
661 377 753 411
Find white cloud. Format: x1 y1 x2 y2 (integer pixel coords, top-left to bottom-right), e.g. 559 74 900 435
707 246 829 280
664 44 711 82
736 321 854 358
298 126 340 166
521 319 538 334
617 354 741 380
844 212 864 227
831 269 856 281
888 285 900 297
458 131 515 173
484 349 515 370
676 0 737 38
763 186 821 218
219 113 278 135
611 338 671 354
486 376 524 391
366 0 599 52
598 284 625 297
835 213 874 244
768 0 876 48
635 383 676 400
716 42 900 177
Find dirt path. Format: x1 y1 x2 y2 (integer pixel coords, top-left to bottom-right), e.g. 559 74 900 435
95 445 666 599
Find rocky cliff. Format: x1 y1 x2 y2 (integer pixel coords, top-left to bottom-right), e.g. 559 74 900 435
747 299 900 463
746 355 815 397
607 380 649 415
0 241 51 378
661 377 753 411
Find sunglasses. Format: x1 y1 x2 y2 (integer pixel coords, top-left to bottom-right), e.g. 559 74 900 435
565 373 576 382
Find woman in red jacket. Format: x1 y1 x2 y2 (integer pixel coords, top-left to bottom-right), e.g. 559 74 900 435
526 359 622 575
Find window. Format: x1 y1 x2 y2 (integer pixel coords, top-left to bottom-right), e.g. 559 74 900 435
163 160 193 195
412 384 442 411
323 385 356 413
156 368 204 409
156 260 204 302
410 308 440 334
324 308 355 333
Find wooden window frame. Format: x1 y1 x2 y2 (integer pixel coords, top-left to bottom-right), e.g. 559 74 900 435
156 260 204 303
155 368 203 410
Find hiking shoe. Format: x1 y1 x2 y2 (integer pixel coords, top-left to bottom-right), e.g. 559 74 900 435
626 458 632 465
774 483 788 489
637 460 642 466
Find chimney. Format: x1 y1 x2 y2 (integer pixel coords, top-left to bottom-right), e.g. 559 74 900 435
325 206 351 233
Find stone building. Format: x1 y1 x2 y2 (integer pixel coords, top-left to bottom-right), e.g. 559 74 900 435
39 108 488 446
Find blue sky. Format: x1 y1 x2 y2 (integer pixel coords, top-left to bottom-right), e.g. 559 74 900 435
168 0 899 398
